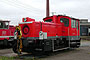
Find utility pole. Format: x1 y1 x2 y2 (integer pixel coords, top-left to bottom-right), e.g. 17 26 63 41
46 0 50 17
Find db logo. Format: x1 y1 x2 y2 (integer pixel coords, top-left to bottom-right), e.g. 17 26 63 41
2 31 6 35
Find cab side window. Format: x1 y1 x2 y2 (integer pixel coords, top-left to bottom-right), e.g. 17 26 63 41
71 20 76 28
4 22 9 29
45 19 52 22
0 22 3 28
0 22 9 29
60 18 69 27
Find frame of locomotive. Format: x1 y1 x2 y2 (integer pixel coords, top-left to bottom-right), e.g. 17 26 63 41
13 15 80 53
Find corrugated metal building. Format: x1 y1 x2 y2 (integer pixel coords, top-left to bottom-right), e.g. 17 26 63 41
80 19 90 36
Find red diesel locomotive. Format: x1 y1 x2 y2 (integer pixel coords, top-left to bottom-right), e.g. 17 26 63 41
13 15 80 53
0 20 15 46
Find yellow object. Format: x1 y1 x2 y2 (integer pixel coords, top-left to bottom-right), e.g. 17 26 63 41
16 26 22 54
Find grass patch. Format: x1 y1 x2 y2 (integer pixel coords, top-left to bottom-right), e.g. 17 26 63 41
15 56 40 60
81 40 89 42
0 56 40 60
0 56 14 60
23 57 40 60
87 52 90 54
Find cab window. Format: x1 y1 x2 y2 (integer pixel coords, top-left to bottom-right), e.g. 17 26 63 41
71 20 76 28
0 22 3 28
0 22 9 29
45 19 52 22
4 22 9 28
60 18 69 27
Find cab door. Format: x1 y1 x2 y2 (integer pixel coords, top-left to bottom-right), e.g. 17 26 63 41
60 18 69 36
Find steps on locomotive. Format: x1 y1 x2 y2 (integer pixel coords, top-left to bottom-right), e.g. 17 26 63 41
69 40 80 48
53 47 70 52
52 39 80 52
51 39 69 52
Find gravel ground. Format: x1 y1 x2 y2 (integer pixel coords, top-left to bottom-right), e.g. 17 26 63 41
0 40 90 60
0 48 17 57
43 40 90 60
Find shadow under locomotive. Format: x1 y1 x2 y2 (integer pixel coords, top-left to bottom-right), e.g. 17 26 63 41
0 45 11 49
18 48 80 59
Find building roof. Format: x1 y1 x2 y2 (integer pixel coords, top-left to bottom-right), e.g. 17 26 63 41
0 20 10 22
80 19 88 23
80 22 90 25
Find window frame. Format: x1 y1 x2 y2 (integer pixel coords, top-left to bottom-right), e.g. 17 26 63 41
71 19 76 28
60 18 69 27
0 22 9 29
77 21 79 30
45 19 52 22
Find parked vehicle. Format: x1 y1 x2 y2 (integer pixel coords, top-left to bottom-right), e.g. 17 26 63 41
13 15 81 54
0 20 15 46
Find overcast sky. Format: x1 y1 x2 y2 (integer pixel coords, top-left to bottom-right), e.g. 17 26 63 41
0 0 90 25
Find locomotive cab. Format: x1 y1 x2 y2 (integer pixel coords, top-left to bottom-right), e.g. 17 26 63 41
0 20 15 46
44 15 80 48
58 15 80 48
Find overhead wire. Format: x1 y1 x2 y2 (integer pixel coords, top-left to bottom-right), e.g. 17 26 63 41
10 0 43 13
0 0 43 15
15 0 43 11
0 0 46 22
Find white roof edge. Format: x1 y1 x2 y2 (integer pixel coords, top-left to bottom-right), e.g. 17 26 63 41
19 22 33 24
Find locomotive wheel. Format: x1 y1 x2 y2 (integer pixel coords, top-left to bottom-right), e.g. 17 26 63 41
4 39 8 46
13 43 18 53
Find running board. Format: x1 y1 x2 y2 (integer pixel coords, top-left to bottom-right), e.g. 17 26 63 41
53 47 70 52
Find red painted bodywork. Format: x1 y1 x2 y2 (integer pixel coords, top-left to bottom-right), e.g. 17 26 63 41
0 21 15 41
22 17 35 22
19 15 80 39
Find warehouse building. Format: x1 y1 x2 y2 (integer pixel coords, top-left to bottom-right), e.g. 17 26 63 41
80 19 90 36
